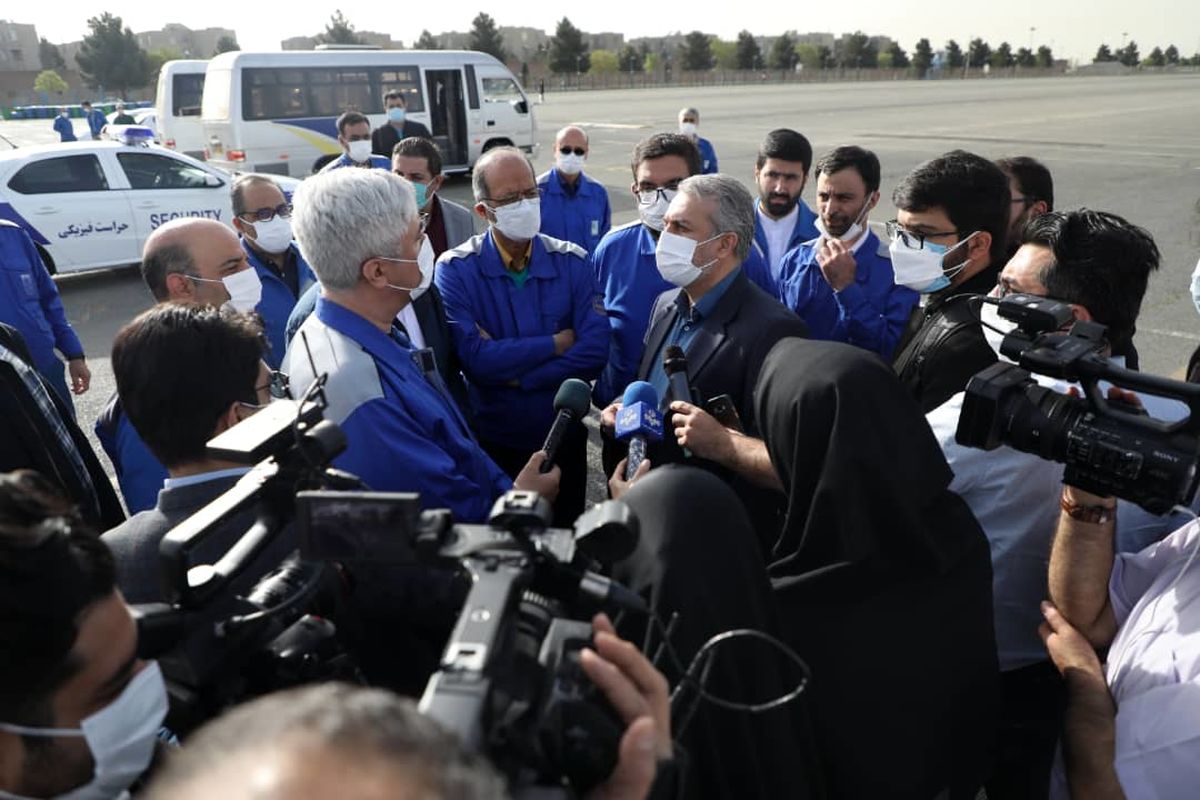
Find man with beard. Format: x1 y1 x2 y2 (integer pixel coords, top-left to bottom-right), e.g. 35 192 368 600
777 146 918 358
751 128 819 294
995 156 1053 258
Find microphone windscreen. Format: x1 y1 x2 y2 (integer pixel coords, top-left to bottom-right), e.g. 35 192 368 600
553 378 592 416
621 380 659 409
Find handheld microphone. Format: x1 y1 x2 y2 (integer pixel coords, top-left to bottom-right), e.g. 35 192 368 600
663 344 694 406
539 378 592 474
615 382 663 481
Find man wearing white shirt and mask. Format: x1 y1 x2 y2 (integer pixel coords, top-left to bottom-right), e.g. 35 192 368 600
537 125 611 255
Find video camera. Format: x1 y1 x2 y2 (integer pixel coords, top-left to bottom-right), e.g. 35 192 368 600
956 293 1200 513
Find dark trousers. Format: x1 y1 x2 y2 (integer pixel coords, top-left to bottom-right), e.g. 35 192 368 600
480 422 588 528
984 659 1066 800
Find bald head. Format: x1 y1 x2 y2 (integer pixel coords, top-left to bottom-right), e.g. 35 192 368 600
555 125 588 148
141 218 249 305
471 146 536 203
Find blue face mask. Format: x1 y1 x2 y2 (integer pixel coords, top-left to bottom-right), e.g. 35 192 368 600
387 107 406 124
413 181 428 209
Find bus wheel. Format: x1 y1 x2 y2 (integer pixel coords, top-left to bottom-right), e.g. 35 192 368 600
481 139 513 153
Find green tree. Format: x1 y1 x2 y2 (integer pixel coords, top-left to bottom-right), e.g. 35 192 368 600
644 51 660 73
317 10 364 45
1036 45 1054 67
1118 40 1140 66
913 38 933 76
1094 43 1115 62
34 69 69 96
619 45 643 72
679 31 714 70
1015 46 1035 67
1164 44 1180 64
991 41 1014 68
735 31 762 70
945 39 965 68
589 49 619 74
967 38 991 68
549 18 589 74
1144 46 1165 67
213 35 239 55
75 13 150 95
145 46 184 84
886 41 910 69
469 13 506 61
769 33 798 70
794 43 821 70
414 30 441 50
39 38 65 70
711 39 738 70
839 31 877 68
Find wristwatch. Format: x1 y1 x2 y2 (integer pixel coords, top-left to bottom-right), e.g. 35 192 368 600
1060 489 1116 524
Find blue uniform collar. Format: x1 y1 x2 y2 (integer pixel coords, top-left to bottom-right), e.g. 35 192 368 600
852 229 880 284
674 265 742 321
636 224 658 256
477 231 557 279
545 167 595 198
314 295 412 376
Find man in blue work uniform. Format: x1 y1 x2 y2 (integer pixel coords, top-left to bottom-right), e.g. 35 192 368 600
82 101 106 140
436 146 608 526
320 111 391 172
52 108 76 142
0 221 90 414
537 125 611 255
778 146 918 359
230 174 315 368
285 167 560 521
678 107 717 174
752 129 819 295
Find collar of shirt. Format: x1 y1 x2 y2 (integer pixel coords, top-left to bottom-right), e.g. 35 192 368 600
757 201 800 231
492 231 534 273
163 466 251 491
550 167 588 198
316 295 417 378
673 265 742 323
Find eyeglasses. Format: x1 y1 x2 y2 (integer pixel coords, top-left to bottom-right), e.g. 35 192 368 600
483 188 542 208
559 146 586 156
636 185 681 205
238 203 292 223
256 370 290 400
885 220 960 250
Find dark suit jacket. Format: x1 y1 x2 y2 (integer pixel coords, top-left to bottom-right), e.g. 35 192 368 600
371 119 434 157
102 473 293 604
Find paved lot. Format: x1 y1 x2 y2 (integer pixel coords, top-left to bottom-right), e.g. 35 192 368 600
4 73 1199 500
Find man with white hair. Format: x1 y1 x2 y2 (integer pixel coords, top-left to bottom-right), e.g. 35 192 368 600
678 107 718 174
284 168 559 521
536 125 611 254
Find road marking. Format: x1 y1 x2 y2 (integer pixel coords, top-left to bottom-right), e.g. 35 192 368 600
573 122 648 130
1141 327 1200 343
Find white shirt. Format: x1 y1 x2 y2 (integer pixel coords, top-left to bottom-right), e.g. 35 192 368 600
396 302 426 350
162 466 251 491
757 203 799 280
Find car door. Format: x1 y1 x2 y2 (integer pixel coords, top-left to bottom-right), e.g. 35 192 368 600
115 150 232 243
4 152 138 272
475 68 531 149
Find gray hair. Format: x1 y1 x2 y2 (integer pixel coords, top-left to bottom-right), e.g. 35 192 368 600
678 174 754 262
471 145 535 202
292 168 417 291
678 107 699 121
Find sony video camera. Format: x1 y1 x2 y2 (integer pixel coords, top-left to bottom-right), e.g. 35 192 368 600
956 293 1200 514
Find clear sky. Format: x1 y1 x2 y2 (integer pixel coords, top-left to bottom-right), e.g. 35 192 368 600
17 1 1200 63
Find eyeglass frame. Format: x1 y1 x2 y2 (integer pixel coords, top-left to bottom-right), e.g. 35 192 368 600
480 188 543 209
558 146 586 156
236 203 293 224
636 184 683 205
885 219 962 250
256 369 290 400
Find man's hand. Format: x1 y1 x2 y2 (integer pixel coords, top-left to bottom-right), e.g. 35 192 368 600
609 457 650 500
67 357 90 395
670 401 734 464
583 613 672 800
816 237 857 291
514 450 560 505
600 401 623 435
1040 601 1105 680
553 328 576 355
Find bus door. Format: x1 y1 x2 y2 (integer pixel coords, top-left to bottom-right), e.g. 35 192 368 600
424 69 468 169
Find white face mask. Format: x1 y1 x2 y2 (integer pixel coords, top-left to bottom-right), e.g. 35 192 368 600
1190 259 1200 318
557 153 586 176
655 230 722 288
0 662 168 800
190 269 263 313
679 122 698 137
246 216 293 255
490 197 541 242
637 189 676 232
381 236 435 301
347 139 373 163
889 232 976 294
815 202 871 243
979 295 1019 362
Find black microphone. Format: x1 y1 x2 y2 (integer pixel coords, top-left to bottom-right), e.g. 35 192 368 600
663 344 694 406
539 378 592 473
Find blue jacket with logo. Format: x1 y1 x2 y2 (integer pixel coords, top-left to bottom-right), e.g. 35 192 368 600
536 167 611 256
777 229 920 359
320 153 392 172
95 394 168 515
86 108 107 137
753 201 819 294
243 240 316 369
435 232 608 450
697 137 718 174
0 221 83 379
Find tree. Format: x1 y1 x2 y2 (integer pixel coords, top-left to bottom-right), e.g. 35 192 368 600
990 41 1014 68
549 18 589 74
39 38 65 70
1118 40 1140 67
619 45 643 72
769 33 798 70
34 69 68 96
317 10 363 45
213 35 239 55
414 30 440 50
1144 46 1165 67
945 39 965 68
711 39 738 70
885 42 910 69
469 13 506 62
589 49 619 74
839 31 877 68
1036 45 1054 67
145 46 184 84
794 43 821 70
1165 44 1180 64
913 38 933 76
967 38 991 68
75 13 150 95
1015 47 1035 67
1094 43 1115 62
736 31 762 70
679 31 714 71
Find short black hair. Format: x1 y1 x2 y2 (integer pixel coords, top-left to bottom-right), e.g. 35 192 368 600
996 156 1054 211
1021 209 1159 355
757 128 813 173
0 471 115 727
140 241 195 301
336 110 370 136
815 145 881 194
81 101 92 108
631 133 701 179
383 89 407 105
892 150 1011 266
112 304 265 468
392 136 442 176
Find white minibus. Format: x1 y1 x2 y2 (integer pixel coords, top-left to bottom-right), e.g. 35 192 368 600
154 60 209 160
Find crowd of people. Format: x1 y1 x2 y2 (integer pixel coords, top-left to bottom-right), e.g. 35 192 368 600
3 94 1199 799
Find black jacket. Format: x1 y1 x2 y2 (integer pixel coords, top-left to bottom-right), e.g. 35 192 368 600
891 266 1000 414
371 119 434 157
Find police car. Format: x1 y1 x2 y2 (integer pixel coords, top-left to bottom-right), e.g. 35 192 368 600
0 131 300 275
